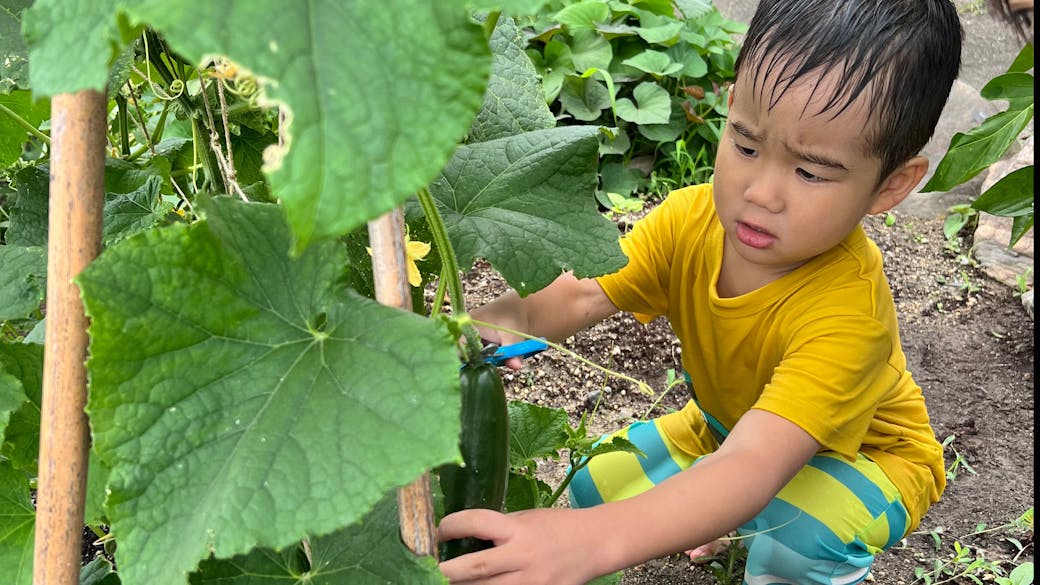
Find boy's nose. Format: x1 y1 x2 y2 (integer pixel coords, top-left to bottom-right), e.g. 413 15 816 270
742 178 785 213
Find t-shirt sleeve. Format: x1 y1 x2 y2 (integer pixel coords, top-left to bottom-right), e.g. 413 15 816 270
596 186 706 322
753 314 900 459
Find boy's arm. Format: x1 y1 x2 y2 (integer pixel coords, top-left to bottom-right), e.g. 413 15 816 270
471 271 620 347
438 409 820 585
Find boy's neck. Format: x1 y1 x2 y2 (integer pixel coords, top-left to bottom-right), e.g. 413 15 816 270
716 238 813 298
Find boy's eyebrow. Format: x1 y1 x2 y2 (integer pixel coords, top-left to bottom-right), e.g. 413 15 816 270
729 120 849 172
786 144 849 172
729 120 761 142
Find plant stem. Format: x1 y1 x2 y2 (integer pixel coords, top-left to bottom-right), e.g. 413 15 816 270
546 460 587 507
471 318 654 395
642 378 683 419
430 265 449 317
0 102 52 145
416 186 483 364
143 29 226 194
115 93 131 156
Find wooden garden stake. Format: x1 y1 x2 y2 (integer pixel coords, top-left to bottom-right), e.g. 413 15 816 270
367 208 438 557
33 90 107 585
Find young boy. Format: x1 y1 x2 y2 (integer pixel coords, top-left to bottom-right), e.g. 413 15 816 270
438 0 963 583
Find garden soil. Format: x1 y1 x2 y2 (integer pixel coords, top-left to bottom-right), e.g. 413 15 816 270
461 208 1035 584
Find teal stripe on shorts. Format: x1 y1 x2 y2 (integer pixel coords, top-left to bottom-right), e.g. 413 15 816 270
627 420 685 484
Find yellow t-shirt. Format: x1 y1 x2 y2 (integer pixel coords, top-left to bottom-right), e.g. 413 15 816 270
596 183 945 530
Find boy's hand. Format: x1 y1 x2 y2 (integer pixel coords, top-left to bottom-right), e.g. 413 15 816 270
437 508 600 585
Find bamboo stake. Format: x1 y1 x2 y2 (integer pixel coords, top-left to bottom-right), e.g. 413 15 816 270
33 90 107 585
367 208 437 557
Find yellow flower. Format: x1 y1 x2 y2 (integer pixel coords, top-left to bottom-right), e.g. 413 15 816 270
366 233 431 287
404 237 431 287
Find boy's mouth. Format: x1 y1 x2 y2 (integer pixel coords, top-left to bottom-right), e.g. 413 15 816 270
735 221 776 249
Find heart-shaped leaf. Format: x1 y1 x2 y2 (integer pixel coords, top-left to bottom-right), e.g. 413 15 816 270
78 197 461 585
429 126 626 296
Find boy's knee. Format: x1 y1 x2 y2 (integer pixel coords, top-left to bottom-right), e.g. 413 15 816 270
741 531 874 585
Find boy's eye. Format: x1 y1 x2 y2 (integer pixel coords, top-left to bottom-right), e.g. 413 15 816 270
797 168 825 183
734 143 756 157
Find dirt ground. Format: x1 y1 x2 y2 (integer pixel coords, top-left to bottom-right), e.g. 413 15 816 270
461 208 1035 584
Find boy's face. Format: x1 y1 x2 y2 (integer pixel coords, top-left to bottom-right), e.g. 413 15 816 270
712 67 891 279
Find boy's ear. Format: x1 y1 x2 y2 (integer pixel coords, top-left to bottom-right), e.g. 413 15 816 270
869 156 930 214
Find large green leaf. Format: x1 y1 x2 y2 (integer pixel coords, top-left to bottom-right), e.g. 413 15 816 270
190 494 446 585
673 0 712 19
0 342 41 474
559 75 612 121
570 29 613 73
24 0 492 251
0 245 45 321
530 38 576 103
6 165 48 247
921 72 1034 192
621 50 683 77
0 360 26 445
81 558 121 585
507 401 568 467
1006 43 1033 74
666 43 708 79
0 343 107 523
430 126 626 296
972 166 1034 217
6 160 176 253
20 0 119 94
102 175 174 245
554 1 611 31
0 0 31 92
104 156 171 195
0 90 48 166
467 16 555 143
504 471 551 511
77 197 461 585
230 125 277 187
0 460 34 585
83 450 112 527
614 81 671 125
635 22 684 46
980 71 1035 107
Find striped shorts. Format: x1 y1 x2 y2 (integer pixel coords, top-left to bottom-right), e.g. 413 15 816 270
568 412 910 585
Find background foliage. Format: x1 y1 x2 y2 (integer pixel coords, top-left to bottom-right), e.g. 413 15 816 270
922 43 1034 247
520 0 745 205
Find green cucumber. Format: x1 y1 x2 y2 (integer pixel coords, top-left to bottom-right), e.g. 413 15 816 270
438 363 510 560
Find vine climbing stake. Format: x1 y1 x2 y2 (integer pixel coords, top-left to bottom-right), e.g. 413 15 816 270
33 90 107 585
367 208 438 557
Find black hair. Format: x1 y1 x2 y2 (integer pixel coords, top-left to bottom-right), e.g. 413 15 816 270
734 0 963 180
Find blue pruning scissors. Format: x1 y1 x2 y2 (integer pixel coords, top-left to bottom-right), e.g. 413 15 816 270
460 338 549 369
481 338 549 366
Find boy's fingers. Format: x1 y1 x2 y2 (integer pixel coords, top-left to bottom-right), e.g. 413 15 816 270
438 510 524 583
437 508 509 543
